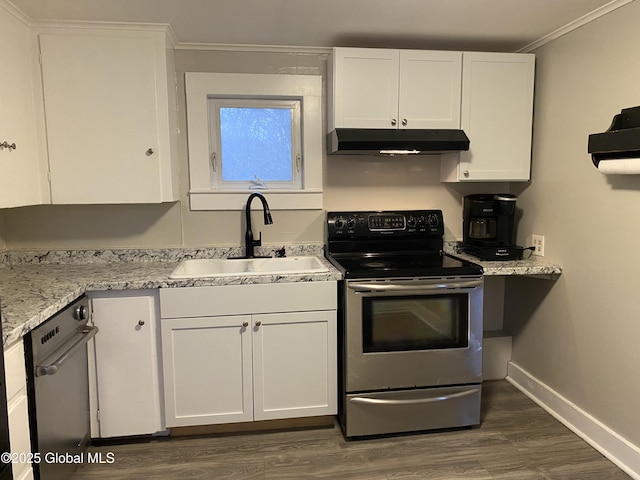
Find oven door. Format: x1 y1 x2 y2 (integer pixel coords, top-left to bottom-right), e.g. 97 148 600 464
344 276 483 392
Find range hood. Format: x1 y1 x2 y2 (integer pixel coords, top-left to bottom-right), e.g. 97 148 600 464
588 106 640 168
327 128 470 155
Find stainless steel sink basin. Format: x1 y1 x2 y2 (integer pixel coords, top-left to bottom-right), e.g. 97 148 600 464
169 256 329 279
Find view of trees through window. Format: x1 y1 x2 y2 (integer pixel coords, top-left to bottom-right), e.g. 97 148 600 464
219 107 293 182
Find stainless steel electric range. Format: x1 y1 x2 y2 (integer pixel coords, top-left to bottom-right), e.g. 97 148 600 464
325 210 484 438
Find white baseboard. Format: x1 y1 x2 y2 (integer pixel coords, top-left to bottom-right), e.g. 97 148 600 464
507 361 640 480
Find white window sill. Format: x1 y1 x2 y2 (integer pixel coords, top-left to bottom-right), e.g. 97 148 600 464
189 190 323 211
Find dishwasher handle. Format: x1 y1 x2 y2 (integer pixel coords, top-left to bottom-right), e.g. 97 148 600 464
36 326 98 377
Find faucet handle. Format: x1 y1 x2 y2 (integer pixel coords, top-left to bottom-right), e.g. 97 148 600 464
253 231 262 247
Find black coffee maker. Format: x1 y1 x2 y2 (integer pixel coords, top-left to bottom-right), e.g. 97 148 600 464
462 194 524 261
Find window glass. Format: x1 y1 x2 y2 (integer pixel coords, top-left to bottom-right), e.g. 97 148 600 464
219 107 293 182
363 294 469 352
209 98 302 190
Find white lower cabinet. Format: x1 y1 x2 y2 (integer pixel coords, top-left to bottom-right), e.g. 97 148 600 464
4 341 34 480
160 282 337 428
88 290 165 438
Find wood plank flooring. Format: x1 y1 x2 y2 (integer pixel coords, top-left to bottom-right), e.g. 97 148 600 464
71 381 631 479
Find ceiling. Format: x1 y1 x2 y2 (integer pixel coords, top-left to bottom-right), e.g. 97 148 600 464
9 0 626 52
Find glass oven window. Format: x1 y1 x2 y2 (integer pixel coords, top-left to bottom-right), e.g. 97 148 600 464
362 294 469 352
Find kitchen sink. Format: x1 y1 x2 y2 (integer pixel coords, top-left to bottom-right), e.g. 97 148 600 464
169 256 329 279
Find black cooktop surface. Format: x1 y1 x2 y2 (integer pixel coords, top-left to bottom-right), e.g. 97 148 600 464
327 251 483 279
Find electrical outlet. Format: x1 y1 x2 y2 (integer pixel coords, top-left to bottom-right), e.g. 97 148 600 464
531 234 545 257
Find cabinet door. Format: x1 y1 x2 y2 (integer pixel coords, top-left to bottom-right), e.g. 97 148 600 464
7 393 32 480
162 315 253 427
332 47 399 129
4 341 34 480
458 52 535 181
0 6 46 208
90 291 164 437
252 310 337 421
39 31 175 204
398 50 462 129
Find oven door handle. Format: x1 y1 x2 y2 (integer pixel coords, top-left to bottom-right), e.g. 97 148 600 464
35 326 99 377
347 279 483 292
348 388 480 406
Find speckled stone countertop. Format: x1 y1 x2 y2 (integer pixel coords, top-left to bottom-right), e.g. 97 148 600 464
1 243 563 347
0 244 341 347
444 242 564 278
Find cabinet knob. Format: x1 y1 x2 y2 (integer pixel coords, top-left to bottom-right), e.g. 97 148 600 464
402 118 408 126
390 119 397 126
145 148 155 156
255 320 262 327
463 170 470 177
242 321 249 328
138 320 145 326
0 141 16 151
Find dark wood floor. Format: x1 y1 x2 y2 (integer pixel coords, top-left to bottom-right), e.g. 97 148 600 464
71 380 630 479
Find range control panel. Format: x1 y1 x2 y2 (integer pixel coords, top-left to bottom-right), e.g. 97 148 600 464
327 210 444 238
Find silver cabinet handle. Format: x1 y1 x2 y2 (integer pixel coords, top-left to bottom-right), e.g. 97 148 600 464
463 170 470 177
145 148 154 156
255 320 262 327
138 320 145 326
402 118 408 126
349 388 480 406
391 118 397 126
0 141 16 151
36 326 99 376
242 321 249 328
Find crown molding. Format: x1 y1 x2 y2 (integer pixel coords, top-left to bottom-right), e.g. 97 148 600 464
518 0 634 52
0 0 30 24
175 42 331 55
27 19 178 45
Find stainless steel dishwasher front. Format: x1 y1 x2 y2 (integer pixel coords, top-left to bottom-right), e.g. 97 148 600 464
24 295 97 480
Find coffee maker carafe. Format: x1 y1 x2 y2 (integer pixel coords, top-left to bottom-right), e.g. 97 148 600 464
462 194 524 260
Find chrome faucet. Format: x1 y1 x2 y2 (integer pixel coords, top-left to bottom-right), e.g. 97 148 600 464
243 192 273 258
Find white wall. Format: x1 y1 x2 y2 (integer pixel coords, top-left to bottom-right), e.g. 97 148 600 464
505 0 640 449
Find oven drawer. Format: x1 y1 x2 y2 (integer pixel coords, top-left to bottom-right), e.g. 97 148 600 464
343 384 481 437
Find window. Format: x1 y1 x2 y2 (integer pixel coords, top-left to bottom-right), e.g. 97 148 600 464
209 98 302 190
185 73 323 211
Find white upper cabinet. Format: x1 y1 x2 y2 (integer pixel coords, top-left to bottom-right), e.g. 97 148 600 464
441 52 535 182
37 26 179 204
0 4 48 208
330 47 462 130
397 50 462 130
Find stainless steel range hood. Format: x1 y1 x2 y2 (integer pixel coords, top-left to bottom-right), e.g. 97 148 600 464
327 128 470 155
588 106 640 167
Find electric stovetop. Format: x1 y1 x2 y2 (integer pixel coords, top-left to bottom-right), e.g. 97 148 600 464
325 210 483 279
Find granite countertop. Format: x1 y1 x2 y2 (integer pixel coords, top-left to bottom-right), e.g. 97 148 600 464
444 243 563 278
0 244 341 347
1 243 563 348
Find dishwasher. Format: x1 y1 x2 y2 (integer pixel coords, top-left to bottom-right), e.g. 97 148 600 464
24 295 98 480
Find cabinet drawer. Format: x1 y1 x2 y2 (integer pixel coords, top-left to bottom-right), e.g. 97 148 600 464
4 341 26 402
8 392 32 478
160 282 337 318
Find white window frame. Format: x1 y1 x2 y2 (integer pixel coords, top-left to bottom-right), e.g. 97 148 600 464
185 72 323 211
208 98 302 190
